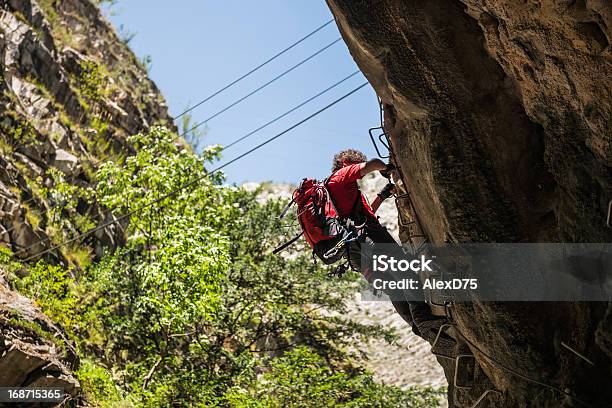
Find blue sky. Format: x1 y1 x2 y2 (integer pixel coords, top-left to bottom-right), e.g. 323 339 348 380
104 1 380 184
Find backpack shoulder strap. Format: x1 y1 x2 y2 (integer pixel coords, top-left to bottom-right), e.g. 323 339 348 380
325 171 364 220
323 174 341 216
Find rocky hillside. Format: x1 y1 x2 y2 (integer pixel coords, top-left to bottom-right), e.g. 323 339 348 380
0 0 173 262
0 264 79 400
0 0 172 400
327 1 611 407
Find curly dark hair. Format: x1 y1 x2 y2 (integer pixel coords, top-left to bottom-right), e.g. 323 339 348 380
331 149 367 172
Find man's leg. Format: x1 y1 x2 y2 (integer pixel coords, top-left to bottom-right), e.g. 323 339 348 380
361 222 455 344
345 228 423 334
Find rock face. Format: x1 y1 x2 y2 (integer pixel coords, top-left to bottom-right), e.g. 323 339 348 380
0 269 79 403
0 0 174 261
0 0 173 399
326 1 611 406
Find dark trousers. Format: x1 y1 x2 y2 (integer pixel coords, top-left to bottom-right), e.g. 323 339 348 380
346 221 434 337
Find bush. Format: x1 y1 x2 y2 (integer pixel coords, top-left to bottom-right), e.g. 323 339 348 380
4 127 444 407
226 346 443 408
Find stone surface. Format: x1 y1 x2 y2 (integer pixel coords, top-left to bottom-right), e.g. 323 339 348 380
0 0 174 260
52 148 79 176
326 1 611 406
0 270 79 400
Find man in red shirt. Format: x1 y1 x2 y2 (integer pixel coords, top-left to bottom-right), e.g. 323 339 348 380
327 149 444 341
326 148 400 274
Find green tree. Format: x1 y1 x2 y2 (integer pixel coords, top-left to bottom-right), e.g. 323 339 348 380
226 346 442 408
5 127 444 407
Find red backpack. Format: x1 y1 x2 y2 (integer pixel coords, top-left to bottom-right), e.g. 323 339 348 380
274 178 349 264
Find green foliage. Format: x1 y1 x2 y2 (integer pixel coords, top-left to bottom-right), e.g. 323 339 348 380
0 112 38 148
37 0 79 48
38 168 95 258
12 262 79 332
76 359 133 408
5 127 444 407
7 315 59 346
12 10 29 25
78 60 106 103
37 0 59 25
139 55 153 73
80 116 117 162
61 245 93 271
179 110 207 153
226 346 443 408
0 247 22 275
23 204 42 231
117 24 137 44
0 138 13 155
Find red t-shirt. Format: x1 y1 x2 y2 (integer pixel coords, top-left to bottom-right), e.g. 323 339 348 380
326 163 377 222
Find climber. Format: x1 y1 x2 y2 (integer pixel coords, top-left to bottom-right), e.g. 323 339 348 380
325 148 397 277
327 149 447 340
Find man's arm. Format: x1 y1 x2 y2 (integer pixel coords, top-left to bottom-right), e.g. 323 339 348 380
371 196 384 213
371 182 395 213
359 159 388 177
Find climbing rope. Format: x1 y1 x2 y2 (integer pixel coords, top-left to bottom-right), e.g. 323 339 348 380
16 82 369 261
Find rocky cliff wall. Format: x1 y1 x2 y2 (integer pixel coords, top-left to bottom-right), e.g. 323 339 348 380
0 267 79 403
326 1 611 407
0 0 173 399
0 0 173 262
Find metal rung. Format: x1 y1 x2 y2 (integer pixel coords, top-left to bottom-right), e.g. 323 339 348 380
368 126 390 159
393 186 432 250
396 196 419 213
379 131 390 150
415 240 428 254
443 301 454 322
426 293 454 311
470 389 501 408
395 196 413 206
454 354 477 389
428 300 454 322
430 323 454 360
398 213 416 227
396 195 416 211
